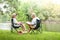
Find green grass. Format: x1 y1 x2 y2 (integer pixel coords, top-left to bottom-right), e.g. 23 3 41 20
0 30 60 40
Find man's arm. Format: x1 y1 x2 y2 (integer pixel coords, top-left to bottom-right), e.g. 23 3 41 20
26 22 34 26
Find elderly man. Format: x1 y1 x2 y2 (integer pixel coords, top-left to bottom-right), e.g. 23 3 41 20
26 13 40 32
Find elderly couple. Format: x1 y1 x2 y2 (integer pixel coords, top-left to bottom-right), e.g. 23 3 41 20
12 12 40 34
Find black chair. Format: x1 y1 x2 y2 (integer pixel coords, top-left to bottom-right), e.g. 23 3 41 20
11 18 20 32
32 19 42 33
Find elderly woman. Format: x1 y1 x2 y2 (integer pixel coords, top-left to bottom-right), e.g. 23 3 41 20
12 13 27 33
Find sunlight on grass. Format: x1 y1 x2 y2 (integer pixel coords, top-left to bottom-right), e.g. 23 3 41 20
0 30 60 40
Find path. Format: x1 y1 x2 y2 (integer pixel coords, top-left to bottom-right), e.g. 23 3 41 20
0 23 11 30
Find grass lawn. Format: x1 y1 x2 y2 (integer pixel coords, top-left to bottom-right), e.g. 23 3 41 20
0 30 60 40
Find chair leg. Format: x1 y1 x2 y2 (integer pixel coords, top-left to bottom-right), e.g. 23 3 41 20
36 27 42 33
11 27 13 33
14 28 18 32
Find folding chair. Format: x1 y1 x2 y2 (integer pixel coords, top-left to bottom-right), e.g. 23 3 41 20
11 18 20 32
31 19 42 33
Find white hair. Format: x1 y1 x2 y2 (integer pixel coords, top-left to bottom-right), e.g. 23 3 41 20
12 13 17 18
31 12 36 17
12 13 16 16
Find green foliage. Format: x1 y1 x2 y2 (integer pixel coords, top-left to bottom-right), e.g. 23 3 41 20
0 0 60 22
